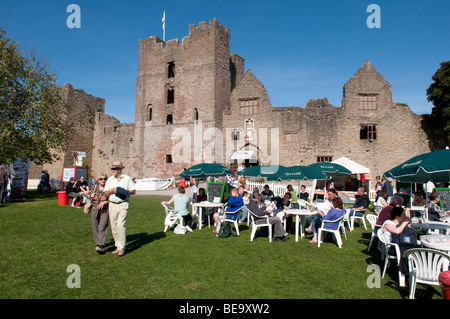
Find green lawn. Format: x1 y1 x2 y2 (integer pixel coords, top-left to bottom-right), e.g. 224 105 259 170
0 191 443 299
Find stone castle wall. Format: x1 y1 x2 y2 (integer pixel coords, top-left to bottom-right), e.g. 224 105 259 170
31 19 431 184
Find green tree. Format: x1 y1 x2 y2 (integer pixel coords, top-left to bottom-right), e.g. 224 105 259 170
425 61 450 149
0 28 68 164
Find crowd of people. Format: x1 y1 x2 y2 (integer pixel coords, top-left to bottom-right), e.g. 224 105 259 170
163 182 365 244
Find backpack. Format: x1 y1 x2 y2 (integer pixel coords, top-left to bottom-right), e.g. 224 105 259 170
217 222 236 238
391 226 417 247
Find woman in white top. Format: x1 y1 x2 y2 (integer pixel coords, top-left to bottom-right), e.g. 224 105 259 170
382 206 413 276
382 206 411 242
375 190 389 209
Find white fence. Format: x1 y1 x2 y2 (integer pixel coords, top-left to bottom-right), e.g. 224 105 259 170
244 180 377 202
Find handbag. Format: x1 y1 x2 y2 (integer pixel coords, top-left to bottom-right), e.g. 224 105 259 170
83 185 97 215
392 225 417 247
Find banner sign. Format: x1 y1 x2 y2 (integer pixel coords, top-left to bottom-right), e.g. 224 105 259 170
134 177 175 191
62 167 76 182
9 158 30 200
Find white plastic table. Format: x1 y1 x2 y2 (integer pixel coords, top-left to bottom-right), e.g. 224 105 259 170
411 222 450 235
192 201 224 229
283 208 317 242
420 234 450 254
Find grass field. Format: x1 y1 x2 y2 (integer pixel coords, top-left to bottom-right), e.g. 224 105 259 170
0 191 443 299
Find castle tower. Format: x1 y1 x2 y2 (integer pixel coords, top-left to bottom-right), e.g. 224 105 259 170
133 18 232 178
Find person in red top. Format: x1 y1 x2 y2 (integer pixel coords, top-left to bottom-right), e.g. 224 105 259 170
375 195 406 227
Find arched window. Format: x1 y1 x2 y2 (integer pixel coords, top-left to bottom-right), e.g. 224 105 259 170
194 108 199 124
147 105 152 121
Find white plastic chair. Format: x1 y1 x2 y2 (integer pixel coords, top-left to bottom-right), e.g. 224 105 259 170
350 209 367 231
366 214 379 251
220 205 244 236
161 202 183 232
248 209 272 242
403 248 450 299
373 205 383 215
377 228 404 285
318 215 346 248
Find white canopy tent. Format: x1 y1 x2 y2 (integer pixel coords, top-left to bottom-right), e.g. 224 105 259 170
332 157 371 175
331 157 373 201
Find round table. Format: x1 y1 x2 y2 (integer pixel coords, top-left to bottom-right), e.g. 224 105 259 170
192 201 224 229
411 222 450 235
420 234 450 253
283 208 317 242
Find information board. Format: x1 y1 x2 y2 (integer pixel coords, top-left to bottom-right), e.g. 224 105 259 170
206 182 228 203
434 188 450 209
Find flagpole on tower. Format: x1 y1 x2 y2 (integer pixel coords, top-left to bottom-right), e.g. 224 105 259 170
162 11 165 42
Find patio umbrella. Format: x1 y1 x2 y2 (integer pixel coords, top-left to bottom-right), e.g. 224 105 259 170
384 149 450 183
239 165 286 181
272 165 308 181
179 163 234 178
304 162 352 179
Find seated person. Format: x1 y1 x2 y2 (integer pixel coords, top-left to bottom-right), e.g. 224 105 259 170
195 188 207 202
194 187 209 224
247 194 289 242
66 177 83 208
426 192 450 222
376 195 406 227
346 187 370 227
261 184 274 199
76 176 89 195
412 191 425 206
299 185 309 202
382 206 417 278
162 186 194 232
213 188 244 233
308 197 346 244
286 185 299 208
273 193 292 233
375 190 389 209
238 191 250 223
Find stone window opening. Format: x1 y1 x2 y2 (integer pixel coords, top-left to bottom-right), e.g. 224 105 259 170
166 114 173 125
317 156 332 163
358 93 378 110
168 62 175 78
231 130 240 141
194 108 199 124
166 154 173 164
360 125 377 141
239 99 258 115
147 104 152 121
167 88 174 104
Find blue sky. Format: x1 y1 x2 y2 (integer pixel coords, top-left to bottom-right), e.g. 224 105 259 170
1 0 449 123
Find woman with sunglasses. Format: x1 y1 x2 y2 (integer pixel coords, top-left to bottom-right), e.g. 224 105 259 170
89 173 110 253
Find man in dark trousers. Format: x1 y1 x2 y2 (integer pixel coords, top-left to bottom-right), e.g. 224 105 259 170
247 194 289 242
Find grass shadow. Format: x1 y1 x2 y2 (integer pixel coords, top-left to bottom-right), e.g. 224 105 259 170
105 232 167 254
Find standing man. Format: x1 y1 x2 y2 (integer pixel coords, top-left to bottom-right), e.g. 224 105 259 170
104 161 136 257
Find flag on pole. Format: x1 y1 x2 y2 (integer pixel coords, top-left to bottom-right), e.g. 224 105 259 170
162 11 165 41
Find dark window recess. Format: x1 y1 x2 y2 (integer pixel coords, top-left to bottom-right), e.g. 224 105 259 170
166 114 173 125
147 106 152 121
317 156 332 163
167 88 174 104
360 125 377 140
168 62 175 78
194 108 199 124
231 130 240 141
166 154 173 164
